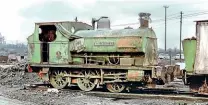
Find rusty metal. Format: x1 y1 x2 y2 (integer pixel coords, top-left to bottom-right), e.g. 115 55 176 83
117 37 142 51
184 36 196 40
38 68 50 81
56 51 62 59
153 65 183 84
71 78 77 84
173 65 183 78
127 70 144 81
139 12 151 28
198 78 208 94
166 65 175 82
27 64 33 72
188 75 208 94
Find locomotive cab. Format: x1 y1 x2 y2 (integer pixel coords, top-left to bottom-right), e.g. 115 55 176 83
27 21 93 66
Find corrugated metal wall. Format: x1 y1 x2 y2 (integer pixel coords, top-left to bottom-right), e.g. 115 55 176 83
194 21 208 74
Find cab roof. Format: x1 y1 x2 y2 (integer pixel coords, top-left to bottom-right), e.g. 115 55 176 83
35 21 92 27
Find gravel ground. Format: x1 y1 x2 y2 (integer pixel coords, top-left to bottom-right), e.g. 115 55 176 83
0 64 207 105
1 86 208 105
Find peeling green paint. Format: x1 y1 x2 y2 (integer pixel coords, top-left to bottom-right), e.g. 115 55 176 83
49 42 69 64
27 25 41 64
182 39 197 73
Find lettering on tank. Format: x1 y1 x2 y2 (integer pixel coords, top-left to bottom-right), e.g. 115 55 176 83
94 42 115 46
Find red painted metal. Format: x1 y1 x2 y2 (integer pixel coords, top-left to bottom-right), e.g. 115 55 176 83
28 64 33 72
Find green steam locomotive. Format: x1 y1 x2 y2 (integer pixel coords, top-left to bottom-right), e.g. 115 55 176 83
26 12 177 93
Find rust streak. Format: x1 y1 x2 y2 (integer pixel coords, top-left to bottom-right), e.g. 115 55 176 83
128 72 139 79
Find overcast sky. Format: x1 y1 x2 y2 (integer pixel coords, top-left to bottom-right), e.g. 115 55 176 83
1 0 208 48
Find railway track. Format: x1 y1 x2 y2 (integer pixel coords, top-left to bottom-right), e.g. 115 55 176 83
83 87 208 101
23 82 208 102
84 91 208 101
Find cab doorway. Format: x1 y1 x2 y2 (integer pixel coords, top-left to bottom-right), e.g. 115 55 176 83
39 25 57 63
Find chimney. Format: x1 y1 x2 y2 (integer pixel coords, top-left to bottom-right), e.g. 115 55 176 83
139 12 151 28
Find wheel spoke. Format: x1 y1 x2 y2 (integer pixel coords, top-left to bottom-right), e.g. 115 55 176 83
54 71 58 75
49 70 70 89
106 83 125 93
77 70 98 91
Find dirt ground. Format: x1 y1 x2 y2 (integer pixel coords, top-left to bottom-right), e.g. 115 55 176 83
0 64 207 105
